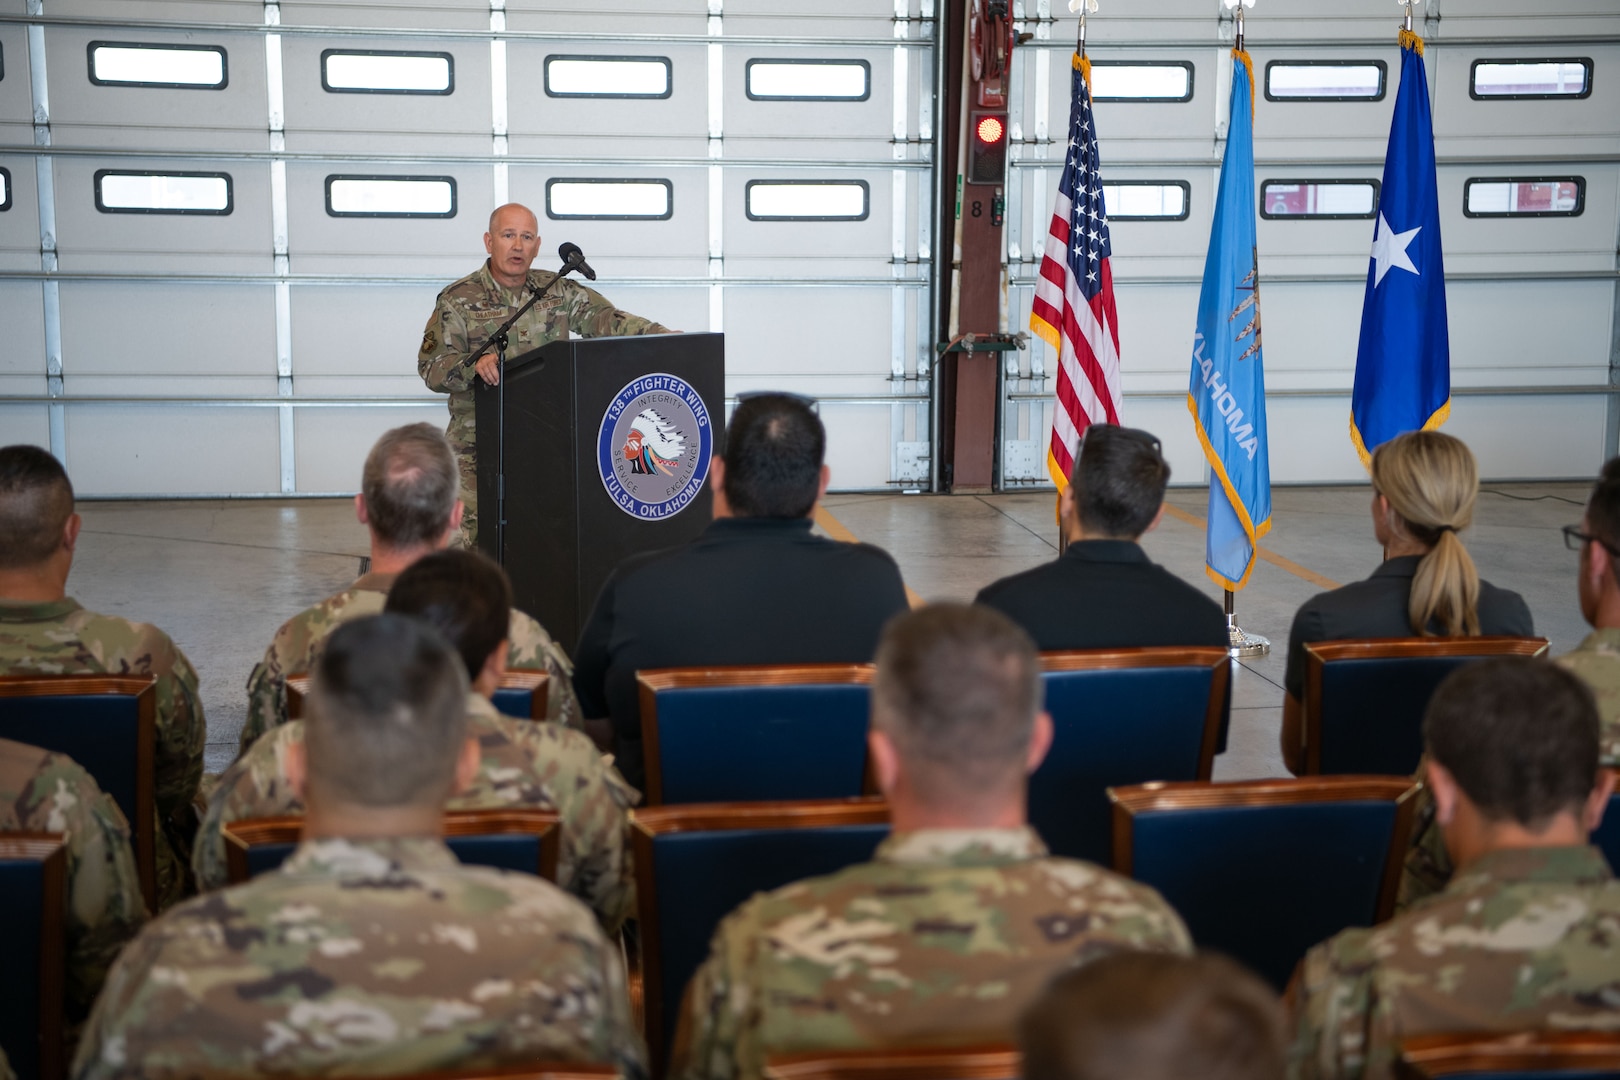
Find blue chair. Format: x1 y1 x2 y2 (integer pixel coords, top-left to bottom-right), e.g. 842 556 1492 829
288 670 550 723
1588 771 1620 871
1110 776 1418 990
221 809 561 883
637 664 875 806
1397 1032 1620 1079
1029 648 1229 864
632 798 891 1078
0 675 157 910
0 834 66 1080
1303 637 1548 776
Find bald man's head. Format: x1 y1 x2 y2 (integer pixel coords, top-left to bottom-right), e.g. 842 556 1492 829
484 203 541 288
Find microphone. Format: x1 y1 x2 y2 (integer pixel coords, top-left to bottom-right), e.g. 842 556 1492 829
558 242 597 281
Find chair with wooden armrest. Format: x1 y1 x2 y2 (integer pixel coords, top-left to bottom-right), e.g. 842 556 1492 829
1030 647 1229 863
0 833 66 1080
1302 636 1549 775
221 808 561 883
1397 1031 1620 1078
762 1045 1020 1080
1110 776 1419 990
286 670 550 723
631 798 890 1079
637 663 875 806
0 675 158 910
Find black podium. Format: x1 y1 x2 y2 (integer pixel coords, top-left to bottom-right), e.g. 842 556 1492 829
475 333 725 651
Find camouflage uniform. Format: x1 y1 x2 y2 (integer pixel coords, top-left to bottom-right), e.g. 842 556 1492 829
1397 628 1620 911
73 836 645 1080
670 827 1193 1080
196 694 638 932
1290 845 1620 1080
417 261 670 548
0 737 148 1043
0 598 205 911
240 570 581 753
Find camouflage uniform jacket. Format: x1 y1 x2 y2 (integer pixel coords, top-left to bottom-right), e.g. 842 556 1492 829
73 836 646 1080
669 827 1193 1080
1291 846 1620 1080
0 597 205 911
1398 629 1620 912
0 737 148 1036
240 570 581 752
196 694 638 932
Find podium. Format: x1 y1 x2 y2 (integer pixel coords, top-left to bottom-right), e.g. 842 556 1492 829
475 333 725 652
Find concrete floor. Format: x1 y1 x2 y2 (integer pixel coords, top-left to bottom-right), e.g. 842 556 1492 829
64 482 1590 777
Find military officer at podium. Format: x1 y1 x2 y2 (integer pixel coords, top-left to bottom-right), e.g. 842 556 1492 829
418 202 672 547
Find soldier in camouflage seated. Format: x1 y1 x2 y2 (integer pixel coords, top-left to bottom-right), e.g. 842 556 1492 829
1289 657 1620 1080
0 737 147 1053
669 603 1192 1080
0 444 205 911
241 421 580 753
76 613 643 1080
200 548 637 932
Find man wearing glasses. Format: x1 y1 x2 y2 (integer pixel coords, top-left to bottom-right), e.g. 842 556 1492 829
1559 457 1620 761
976 424 1228 651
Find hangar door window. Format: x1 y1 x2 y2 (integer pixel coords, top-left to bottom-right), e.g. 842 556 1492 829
544 56 671 98
1102 182 1189 221
322 50 453 95
1087 62 1193 102
95 171 232 214
546 179 672 220
1264 61 1386 101
746 180 870 221
1471 59 1591 99
1260 180 1378 219
1464 177 1584 217
0 168 10 212
88 41 227 89
746 59 871 101
325 176 457 217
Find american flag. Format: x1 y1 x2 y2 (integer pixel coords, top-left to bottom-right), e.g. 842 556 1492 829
1029 56 1122 490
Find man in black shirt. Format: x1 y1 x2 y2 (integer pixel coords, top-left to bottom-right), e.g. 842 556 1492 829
572 393 910 788
976 425 1227 652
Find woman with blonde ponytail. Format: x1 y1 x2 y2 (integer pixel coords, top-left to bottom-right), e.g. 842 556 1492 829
1279 431 1533 773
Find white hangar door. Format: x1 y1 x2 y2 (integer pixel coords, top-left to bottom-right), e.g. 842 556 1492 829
1001 0 1620 487
0 1 938 495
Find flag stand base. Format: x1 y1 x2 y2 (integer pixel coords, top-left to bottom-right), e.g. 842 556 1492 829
1224 588 1270 658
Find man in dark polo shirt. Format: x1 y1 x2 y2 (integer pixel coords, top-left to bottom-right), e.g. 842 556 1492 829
572 393 910 788
976 425 1227 651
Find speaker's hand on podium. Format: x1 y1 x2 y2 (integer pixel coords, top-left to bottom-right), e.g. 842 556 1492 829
474 350 502 386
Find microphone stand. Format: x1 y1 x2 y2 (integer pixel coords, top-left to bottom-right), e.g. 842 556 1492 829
461 254 582 565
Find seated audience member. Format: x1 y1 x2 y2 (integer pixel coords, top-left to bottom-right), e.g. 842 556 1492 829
573 392 910 788
1401 455 1620 907
76 614 643 1080
0 445 204 910
1288 658 1620 1080
197 549 637 930
1280 431 1532 773
668 604 1191 1080
1020 952 1285 1080
975 424 1227 649
0 737 147 1049
242 422 579 752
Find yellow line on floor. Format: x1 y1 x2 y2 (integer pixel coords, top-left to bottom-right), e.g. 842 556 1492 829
814 506 927 609
1159 503 1341 592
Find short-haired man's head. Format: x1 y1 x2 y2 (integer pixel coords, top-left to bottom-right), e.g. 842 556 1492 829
721 394 825 519
1019 952 1285 1080
384 549 512 680
872 604 1040 801
304 614 469 808
1586 456 1620 555
0 445 74 571
361 423 458 548
1425 657 1601 829
1068 425 1170 539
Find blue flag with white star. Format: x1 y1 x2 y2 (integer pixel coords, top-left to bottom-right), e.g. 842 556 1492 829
1350 30 1450 465
1188 50 1271 592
